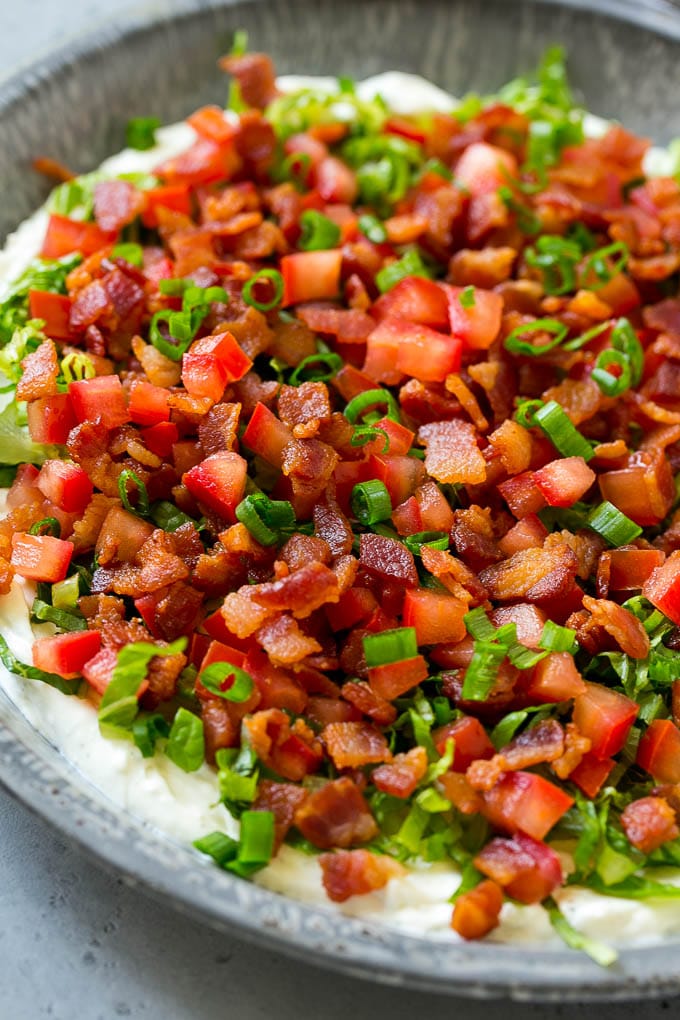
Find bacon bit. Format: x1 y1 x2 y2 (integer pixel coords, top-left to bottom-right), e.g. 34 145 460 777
419 419 487 485
244 707 322 782
479 543 579 603
420 545 484 604
219 52 279 110
220 586 273 638
295 305 376 343
541 377 603 426
452 505 502 572
322 721 392 770
32 156 75 182
359 532 419 588
372 747 428 798
198 402 241 455
552 723 592 780
444 374 489 431
581 595 650 659
474 832 562 904
340 681 397 727
449 247 516 288
486 418 532 476
94 180 145 233
451 879 504 940
248 562 340 618
592 439 629 462
253 779 308 851
278 381 332 427
16 340 59 402
621 796 680 854
293 776 378 849
439 771 485 815
131 335 182 387
280 533 331 571
220 523 272 563
255 613 323 666
466 720 565 792
281 437 339 518
143 648 187 707
320 849 405 902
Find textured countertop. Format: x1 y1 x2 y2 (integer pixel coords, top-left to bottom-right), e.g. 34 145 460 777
0 3 678 1018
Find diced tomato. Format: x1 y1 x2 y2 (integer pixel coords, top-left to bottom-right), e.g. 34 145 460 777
314 156 358 204
444 284 504 351
128 380 171 426
36 460 93 514
283 132 327 174
69 375 130 429
28 290 73 340
199 639 246 674
637 719 680 784
281 250 342 306
40 213 115 259
384 317 462 382
367 655 429 700
367 453 426 507
524 652 586 704
482 771 574 840
599 450 675 527
568 753 615 798
498 514 549 556
96 506 154 563
27 393 78 445
142 183 192 228
371 746 428 798
155 137 239 186
604 548 665 592
596 273 641 316
10 533 73 582
367 416 415 457
432 715 495 772
643 550 680 626
182 331 252 401
532 457 596 508
6 464 40 510
184 451 248 521
140 421 179 459
32 630 102 679
325 587 378 632
372 276 449 329
497 471 547 519
572 682 639 759
187 105 236 144
402 589 468 646
241 402 293 469
453 142 518 197
81 647 119 695
391 496 423 536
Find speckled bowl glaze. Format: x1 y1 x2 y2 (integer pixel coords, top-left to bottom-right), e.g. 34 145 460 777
2 0 680 1000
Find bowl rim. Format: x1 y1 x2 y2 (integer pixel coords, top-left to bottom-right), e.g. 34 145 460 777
2 0 680 1001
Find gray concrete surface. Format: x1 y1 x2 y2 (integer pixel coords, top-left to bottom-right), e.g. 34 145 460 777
0 2 678 1017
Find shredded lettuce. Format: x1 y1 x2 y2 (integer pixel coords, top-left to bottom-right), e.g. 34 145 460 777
266 83 388 141
0 633 78 697
0 399 59 466
98 638 186 730
547 900 617 967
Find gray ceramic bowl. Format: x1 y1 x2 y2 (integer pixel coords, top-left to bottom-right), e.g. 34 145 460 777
2 0 680 1001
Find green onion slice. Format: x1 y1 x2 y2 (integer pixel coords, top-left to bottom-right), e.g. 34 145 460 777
504 318 568 356
242 269 284 312
580 241 629 290
539 619 579 654
29 517 61 539
351 479 392 526
358 214 387 243
289 352 343 386
126 116 161 151
363 627 418 667
587 501 642 547
403 531 449 556
200 662 255 703
344 388 401 424
350 425 390 453
375 248 432 294
591 348 632 397
111 243 144 268
532 400 594 461
235 493 296 546
298 210 341 251
118 469 150 517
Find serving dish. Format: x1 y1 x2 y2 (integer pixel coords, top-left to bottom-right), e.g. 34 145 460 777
3 0 680 999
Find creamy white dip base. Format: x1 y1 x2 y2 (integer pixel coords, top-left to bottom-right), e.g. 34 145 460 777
1 73 680 946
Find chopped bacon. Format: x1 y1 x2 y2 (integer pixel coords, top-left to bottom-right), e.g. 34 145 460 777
253 779 308 851
340 681 397 727
474 832 562 904
451 880 504 940
419 419 487 485
320 849 405 902
255 613 323 665
293 777 378 849
322 721 392 770
372 747 428 798
580 595 650 659
466 721 565 791
219 53 278 110
478 542 579 603
248 562 340 618
244 707 322 781
16 340 59 402
621 796 680 854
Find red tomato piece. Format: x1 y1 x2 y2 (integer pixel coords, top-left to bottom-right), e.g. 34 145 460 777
28 290 73 340
69 375 130 429
367 416 415 457
524 652 586 704
372 276 449 329
532 456 596 508
81 647 119 695
474 831 562 904
314 156 358 204
128 380 171 426
599 450 675 527
621 796 680 854
432 715 495 772
605 548 665 592
155 137 239 186
481 771 574 841
498 471 547 519
402 589 468 646
37 460 93 514
27 393 77 445
643 550 680 626
367 453 426 507
572 682 639 759
183 451 248 521
637 719 680 784
444 284 504 350
453 142 518 197
32 630 102 679
281 250 342 306
241 401 293 469
40 213 115 259
367 655 429 700
498 514 549 557
385 317 462 382
140 421 179 459
182 330 252 402
141 183 192 228
567 753 615 799
10 533 73 582
325 587 378 632
95 507 154 563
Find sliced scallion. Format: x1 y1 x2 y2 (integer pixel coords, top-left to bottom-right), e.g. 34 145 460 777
344 388 400 424
298 209 341 251
587 501 642 546
350 479 392 526
242 269 284 312
504 318 568 356
363 627 418 668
